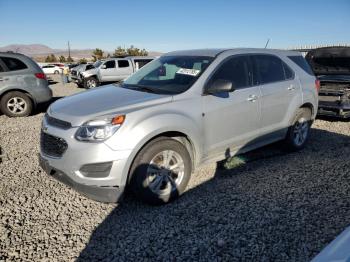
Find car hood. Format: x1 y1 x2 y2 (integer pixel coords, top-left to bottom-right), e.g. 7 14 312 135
306 47 350 76
48 84 172 126
82 68 98 77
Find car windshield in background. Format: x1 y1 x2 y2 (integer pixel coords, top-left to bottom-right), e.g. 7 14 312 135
121 56 213 94
93 61 102 68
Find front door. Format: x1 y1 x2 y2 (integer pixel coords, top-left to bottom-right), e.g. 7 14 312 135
99 60 116 82
202 55 261 158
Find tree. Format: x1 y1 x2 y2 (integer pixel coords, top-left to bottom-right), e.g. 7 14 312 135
59 56 66 62
79 58 88 64
113 46 127 57
67 56 74 62
113 45 149 57
45 54 57 63
126 45 148 56
92 48 104 61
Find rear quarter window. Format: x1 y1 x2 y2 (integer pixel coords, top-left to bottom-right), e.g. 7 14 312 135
118 60 130 68
288 56 314 76
1 57 28 71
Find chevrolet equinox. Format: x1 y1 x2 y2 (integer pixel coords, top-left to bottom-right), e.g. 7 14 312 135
39 48 318 205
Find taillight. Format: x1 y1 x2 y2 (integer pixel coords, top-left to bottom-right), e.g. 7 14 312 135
315 79 321 92
35 73 46 79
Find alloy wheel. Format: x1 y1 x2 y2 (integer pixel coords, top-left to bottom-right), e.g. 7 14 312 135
147 150 185 195
7 97 27 114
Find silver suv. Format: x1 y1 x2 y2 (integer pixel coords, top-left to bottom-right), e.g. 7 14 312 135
39 48 318 205
0 52 52 117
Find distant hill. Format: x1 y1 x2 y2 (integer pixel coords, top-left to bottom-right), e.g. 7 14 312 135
0 44 163 60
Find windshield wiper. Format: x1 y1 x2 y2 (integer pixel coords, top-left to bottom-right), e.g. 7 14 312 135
123 84 158 94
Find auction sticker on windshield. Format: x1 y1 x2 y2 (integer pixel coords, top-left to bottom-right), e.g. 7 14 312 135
176 68 201 76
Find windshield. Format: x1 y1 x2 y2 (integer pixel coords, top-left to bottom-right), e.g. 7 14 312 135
93 61 103 68
122 56 213 94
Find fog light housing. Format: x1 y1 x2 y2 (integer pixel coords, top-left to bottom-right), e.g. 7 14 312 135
79 162 113 178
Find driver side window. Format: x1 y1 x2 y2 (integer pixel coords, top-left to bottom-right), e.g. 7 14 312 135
210 56 250 89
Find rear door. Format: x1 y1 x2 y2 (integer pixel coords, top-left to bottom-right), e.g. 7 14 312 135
116 59 133 80
202 55 261 157
252 54 298 134
0 56 29 92
0 59 8 91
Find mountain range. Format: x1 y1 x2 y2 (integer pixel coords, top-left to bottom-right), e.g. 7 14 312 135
0 44 162 60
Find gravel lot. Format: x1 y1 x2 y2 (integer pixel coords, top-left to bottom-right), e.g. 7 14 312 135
0 75 349 261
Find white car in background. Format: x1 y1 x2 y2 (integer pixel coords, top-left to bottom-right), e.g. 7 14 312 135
41 65 62 75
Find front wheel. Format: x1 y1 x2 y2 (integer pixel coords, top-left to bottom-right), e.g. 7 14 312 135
84 77 99 89
283 108 312 151
129 138 192 205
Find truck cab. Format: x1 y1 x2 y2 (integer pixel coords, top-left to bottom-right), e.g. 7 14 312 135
81 56 154 88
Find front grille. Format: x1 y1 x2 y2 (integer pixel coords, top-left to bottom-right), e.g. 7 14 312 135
45 114 71 130
40 132 68 158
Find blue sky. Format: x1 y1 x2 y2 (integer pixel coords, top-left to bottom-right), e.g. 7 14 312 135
0 0 349 52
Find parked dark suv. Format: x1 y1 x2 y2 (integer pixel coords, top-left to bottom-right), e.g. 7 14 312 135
306 46 350 118
0 52 52 117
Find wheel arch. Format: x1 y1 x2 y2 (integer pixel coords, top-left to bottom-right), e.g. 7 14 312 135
0 89 36 107
125 130 199 185
300 102 314 116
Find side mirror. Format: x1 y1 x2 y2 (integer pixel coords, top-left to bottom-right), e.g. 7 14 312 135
101 64 106 69
206 79 234 94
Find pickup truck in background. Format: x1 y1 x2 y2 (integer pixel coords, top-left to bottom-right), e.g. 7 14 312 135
306 46 350 118
80 56 154 88
70 63 95 87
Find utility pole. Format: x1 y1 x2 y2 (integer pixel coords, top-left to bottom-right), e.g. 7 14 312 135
68 41 71 58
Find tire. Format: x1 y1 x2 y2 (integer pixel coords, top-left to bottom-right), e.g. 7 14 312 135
0 91 33 117
84 77 99 89
283 108 312 151
54 70 59 74
129 137 192 205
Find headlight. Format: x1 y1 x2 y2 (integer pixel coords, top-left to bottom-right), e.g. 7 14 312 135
75 115 125 142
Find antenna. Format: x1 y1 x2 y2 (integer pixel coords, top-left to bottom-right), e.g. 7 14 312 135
264 38 270 49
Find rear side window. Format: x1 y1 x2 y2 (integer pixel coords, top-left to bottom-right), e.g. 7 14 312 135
288 56 314 75
1 57 27 71
253 55 285 84
104 60 115 69
210 56 250 89
118 60 129 68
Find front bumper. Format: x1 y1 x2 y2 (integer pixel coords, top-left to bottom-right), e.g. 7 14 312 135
39 155 123 202
39 116 133 202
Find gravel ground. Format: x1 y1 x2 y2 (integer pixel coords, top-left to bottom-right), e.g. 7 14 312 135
0 75 349 261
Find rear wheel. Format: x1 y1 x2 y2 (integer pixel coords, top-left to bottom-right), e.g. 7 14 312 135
283 108 312 151
54 70 59 74
0 91 33 117
84 77 99 89
129 138 192 205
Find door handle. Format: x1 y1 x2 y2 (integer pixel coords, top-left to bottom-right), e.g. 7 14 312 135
287 85 295 91
0 77 9 82
247 95 258 102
